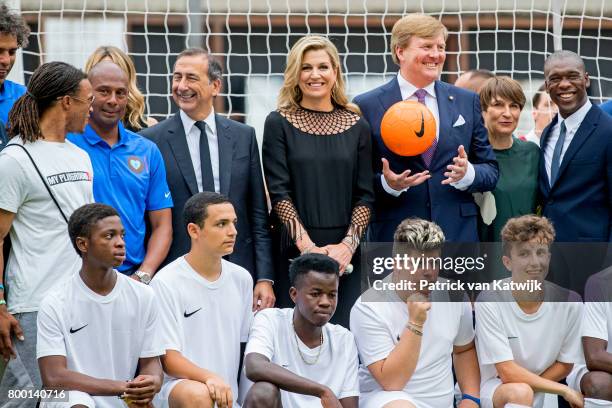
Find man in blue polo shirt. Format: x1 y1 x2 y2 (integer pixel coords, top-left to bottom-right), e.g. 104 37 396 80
0 4 30 149
68 60 173 283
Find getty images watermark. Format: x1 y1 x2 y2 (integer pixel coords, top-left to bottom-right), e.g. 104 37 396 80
359 242 612 301
369 251 542 293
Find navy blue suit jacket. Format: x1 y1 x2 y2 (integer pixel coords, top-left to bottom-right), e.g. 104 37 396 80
354 78 498 242
539 104 612 242
140 113 274 280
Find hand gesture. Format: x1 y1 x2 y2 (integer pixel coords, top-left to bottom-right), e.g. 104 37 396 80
442 145 469 185
382 158 430 191
406 293 431 326
253 281 276 312
321 243 353 275
300 244 328 256
562 386 584 408
319 387 342 408
205 374 233 408
124 375 161 405
0 305 23 362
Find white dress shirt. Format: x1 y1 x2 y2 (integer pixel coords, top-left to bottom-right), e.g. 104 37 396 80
180 109 220 193
543 100 592 184
381 73 475 196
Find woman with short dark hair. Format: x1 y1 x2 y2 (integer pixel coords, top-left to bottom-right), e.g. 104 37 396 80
478 76 540 242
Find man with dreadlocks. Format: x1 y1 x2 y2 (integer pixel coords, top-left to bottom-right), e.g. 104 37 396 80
0 3 30 149
0 61 94 406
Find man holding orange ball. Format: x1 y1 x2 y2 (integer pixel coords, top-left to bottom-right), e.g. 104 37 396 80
354 13 498 243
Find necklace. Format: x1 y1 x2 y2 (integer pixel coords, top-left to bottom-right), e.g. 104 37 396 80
292 319 324 365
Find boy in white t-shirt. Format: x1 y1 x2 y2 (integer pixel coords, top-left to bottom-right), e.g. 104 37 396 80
151 192 253 408
350 218 480 408
242 253 359 408
475 215 584 408
37 203 164 408
567 269 612 407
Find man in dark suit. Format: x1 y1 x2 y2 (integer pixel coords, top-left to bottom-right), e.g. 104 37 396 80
538 50 612 298
354 13 498 243
540 50 612 243
140 48 275 310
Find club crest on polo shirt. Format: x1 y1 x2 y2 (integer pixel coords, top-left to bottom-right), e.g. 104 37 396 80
127 156 144 174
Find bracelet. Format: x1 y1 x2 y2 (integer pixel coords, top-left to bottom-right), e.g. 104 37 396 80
0 284 4 291
0 300 6 306
341 237 358 252
340 241 354 253
409 320 424 328
462 394 480 407
405 323 423 336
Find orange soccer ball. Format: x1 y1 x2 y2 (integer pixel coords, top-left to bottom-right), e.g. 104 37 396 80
380 100 436 156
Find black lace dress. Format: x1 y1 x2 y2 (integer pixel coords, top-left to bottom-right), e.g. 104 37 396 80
262 106 374 327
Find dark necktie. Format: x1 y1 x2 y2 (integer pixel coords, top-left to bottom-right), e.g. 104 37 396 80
195 121 215 192
414 88 437 167
550 121 567 185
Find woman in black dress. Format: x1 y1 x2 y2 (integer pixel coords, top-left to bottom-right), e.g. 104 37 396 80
263 35 374 327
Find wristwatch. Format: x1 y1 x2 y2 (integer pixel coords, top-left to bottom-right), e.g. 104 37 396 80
134 270 152 284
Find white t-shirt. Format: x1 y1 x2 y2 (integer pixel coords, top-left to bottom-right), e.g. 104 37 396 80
583 270 612 352
350 289 474 408
37 272 163 408
151 256 253 398
0 137 94 313
566 271 612 394
243 308 359 407
475 281 583 401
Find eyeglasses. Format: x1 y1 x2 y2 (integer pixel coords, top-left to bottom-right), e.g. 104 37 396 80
70 95 95 106
58 94 95 106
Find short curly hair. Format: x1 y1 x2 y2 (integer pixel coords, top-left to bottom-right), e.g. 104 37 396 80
289 253 339 288
68 203 120 257
501 215 555 256
0 4 29 48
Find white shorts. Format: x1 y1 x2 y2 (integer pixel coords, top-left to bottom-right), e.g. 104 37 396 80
566 364 589 392
360 390 417 408
153 378 185 408
481 377 545 408
39 390 95 408
153 379 242 408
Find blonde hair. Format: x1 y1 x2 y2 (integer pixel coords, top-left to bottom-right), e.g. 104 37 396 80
393 218 445 255
277 35 359 114
390 14 448 65
85 46 148 130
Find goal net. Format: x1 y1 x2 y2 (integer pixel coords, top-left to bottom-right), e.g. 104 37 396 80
14 0 612 137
